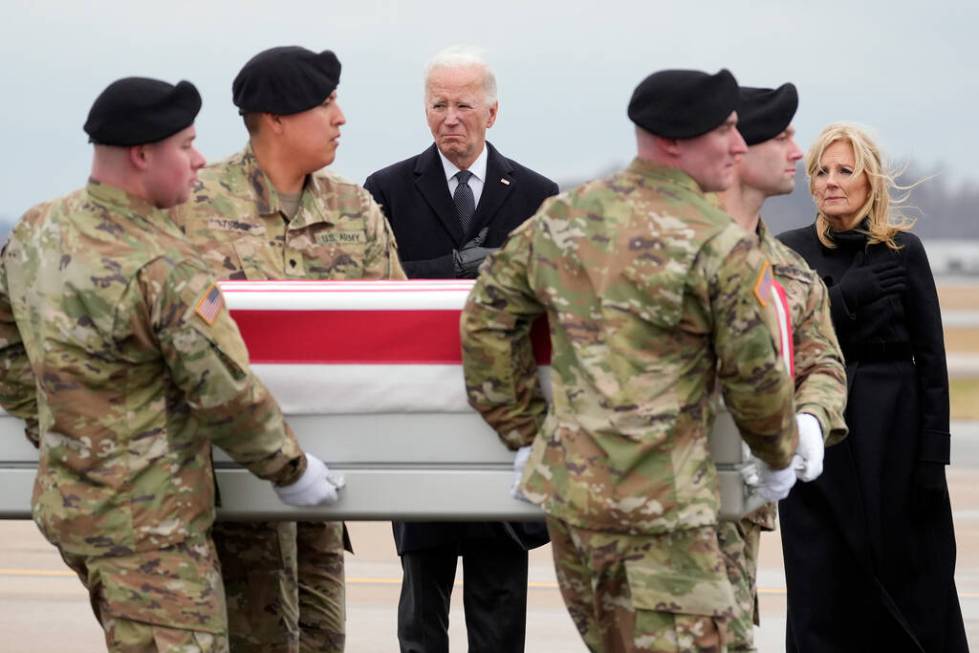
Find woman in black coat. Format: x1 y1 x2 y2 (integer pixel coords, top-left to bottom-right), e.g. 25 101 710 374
777 123 967 652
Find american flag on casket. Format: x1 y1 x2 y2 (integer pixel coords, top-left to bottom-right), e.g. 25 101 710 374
214 280 758 521
210 279 549 521
221 279 550 417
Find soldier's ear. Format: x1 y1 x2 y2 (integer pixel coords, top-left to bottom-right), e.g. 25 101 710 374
654 135 681 157
265 113 286 135
128 145 150 171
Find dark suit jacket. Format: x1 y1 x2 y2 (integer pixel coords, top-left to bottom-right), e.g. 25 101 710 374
364 142 558 554
364 142 559 278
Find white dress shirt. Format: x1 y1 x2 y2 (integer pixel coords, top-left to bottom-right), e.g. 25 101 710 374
438 145 488 208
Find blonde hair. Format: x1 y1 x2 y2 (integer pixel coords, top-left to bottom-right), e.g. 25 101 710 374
806 122 915 250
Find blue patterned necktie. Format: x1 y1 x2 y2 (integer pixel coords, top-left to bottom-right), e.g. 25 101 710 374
453 170 476 235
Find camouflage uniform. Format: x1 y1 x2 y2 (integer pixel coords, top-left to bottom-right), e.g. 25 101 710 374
715 218 847 651
173 145 405 653
0 181 306 652
461 159 799 653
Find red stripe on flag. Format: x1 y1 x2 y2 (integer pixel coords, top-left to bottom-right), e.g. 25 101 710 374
771 279 796 378
530 318 552 365
231 309 552 365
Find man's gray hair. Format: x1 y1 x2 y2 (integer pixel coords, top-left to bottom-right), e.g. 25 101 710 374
424 45 498 105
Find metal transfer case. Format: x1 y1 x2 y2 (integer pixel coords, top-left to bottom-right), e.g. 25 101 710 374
0 280 764 521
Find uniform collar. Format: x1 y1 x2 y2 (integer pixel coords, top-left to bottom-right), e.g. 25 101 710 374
85 179 185 240
756 217 771 241
625 158 704 196
237 143 334 229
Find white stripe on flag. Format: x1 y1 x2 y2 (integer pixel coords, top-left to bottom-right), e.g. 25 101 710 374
220 280 476 292
252 364 554 415
223 288 473 311
220 279 476 311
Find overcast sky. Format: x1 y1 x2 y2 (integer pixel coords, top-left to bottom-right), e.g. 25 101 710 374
2 0 977 218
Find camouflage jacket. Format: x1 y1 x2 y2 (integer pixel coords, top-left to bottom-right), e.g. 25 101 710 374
461 159 799 534
758 219 847 443
0 181 304 557
172 145 405 281
745 219 848 530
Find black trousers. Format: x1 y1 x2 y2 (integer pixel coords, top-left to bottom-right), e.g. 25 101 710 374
397 538 528 653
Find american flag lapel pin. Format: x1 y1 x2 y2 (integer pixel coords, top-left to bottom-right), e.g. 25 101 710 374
500 178 511 185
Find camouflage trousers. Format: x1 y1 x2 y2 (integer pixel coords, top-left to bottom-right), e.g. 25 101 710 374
716 502 775 652
212 520 346 653
546 517 735 653
60 535 229 652
716 519 762 652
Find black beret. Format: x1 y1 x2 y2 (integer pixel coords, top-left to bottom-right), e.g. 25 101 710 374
232 46 341 115
738 84 799 146
628 68 739 139
84 77 201 146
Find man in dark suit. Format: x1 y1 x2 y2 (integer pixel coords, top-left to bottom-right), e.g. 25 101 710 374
364 45 558 653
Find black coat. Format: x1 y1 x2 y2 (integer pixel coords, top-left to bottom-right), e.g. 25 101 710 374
364 142 558 554
364 142 559 278
777 224 967 652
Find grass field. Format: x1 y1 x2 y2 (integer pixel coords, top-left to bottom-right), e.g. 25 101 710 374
937 283 976 419
944 329 979 352
938 285 979 311
952 379 979 420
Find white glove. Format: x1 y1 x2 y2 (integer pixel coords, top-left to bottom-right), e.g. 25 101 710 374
794 413 824 482
511 445 533 503
740 454 760 487
755 459 797 502
274 453 344 507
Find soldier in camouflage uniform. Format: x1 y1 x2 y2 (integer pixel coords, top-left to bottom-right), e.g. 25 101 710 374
461 69 803 653
714 84 848 651
171 48 404 653
0 78 341 653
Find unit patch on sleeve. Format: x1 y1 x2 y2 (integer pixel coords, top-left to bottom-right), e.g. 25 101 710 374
753 260 773 308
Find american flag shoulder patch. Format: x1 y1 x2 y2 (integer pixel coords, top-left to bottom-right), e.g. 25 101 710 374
195 283 224 325
753 260 773 307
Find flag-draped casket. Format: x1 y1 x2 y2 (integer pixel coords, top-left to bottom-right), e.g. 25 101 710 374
0 280 760 520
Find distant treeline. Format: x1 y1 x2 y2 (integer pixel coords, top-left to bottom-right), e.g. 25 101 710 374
561 165 979 239
2 166 977 241
765 168 979 238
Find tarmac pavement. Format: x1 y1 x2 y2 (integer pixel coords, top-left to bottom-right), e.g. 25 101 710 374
4 421 979 651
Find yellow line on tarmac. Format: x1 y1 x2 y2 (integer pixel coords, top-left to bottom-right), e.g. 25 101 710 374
345 576 400 586
0 568 75 577
3 569 979 600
